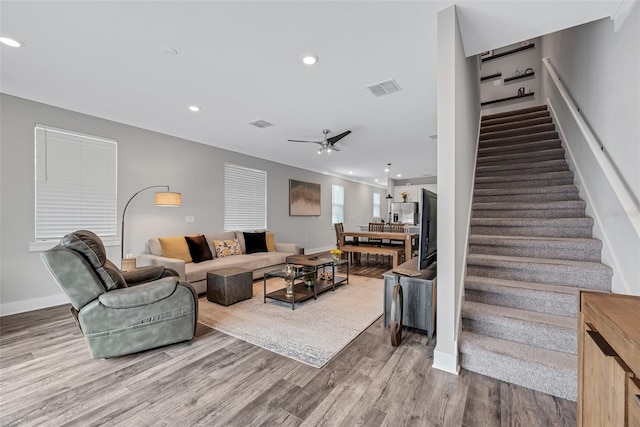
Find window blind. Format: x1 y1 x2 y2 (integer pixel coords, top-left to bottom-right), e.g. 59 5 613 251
332 184 344 224
224 163 267 231
35 125 117 240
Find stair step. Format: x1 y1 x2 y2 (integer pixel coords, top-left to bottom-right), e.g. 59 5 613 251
459 331 577 401
482 110 551 127
479 131 559 148
479 123 556 141
480 116 553 134
472 200 586 218
468 234 602 262
466 254 612 290
474 171 574 190
464 276 581 317
477 147 566 166
475 158 569 177
471 217 594 238
478 139 562 158
462 301 577 354
482 105 548 121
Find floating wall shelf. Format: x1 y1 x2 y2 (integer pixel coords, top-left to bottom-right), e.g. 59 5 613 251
504 71 535 82
481 92 534 106
480 72 502 82
481 43 535 62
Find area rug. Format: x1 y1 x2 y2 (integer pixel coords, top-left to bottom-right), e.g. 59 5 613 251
197 275 384 368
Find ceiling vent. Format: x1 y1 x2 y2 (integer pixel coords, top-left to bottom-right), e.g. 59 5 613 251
249 119 274 128
366 79 402 97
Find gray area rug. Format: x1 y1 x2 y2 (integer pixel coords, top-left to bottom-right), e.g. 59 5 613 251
198 275 383 368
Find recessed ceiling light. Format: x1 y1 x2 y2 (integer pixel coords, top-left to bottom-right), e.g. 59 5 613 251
384 167 389 172
396 173 402 178
188 105 200 112
374 179 379 182
0 37 24 48
348 171 353 175
301 53 318 65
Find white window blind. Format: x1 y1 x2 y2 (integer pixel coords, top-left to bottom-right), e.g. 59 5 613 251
35 125 118 240
224 163 267 231
373 192 381 218
332 184 344 224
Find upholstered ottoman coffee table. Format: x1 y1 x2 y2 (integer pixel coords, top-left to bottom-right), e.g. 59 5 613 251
207 267 253 306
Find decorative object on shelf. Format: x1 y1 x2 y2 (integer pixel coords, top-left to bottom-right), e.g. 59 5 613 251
480 50 493 59
284 277 294 298
330 248 342 263
518 87 526 96
504 68 535 83
401 191 408 202
304 272 315 287
481 91 535 106
121 185 181 260
289 179 321 216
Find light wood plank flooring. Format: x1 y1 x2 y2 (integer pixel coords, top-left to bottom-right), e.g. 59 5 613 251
0 261 576 426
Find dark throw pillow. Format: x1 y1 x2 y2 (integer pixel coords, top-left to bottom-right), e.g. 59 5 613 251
185 235 214 263
243 231 268 254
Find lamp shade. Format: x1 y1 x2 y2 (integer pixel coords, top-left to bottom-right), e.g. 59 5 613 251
155 191 181 206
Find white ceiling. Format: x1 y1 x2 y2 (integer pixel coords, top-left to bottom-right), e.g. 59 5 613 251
0 1 620 188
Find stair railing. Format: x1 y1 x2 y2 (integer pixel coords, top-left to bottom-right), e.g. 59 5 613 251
542 56 640 238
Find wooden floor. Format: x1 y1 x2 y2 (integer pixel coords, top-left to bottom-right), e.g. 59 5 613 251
0 258 576 426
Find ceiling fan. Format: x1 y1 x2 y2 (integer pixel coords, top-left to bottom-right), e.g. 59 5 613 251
288 129 351 154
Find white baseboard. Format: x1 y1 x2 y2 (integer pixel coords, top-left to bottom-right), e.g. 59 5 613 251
433 348 460 375
0 293 69 317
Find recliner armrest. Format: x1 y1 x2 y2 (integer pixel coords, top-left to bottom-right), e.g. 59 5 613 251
137 254 186 280
122 265 178 286
98 277 178 309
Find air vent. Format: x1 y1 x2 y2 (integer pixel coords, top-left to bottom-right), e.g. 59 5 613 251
366 79 402 97
249 119 274 128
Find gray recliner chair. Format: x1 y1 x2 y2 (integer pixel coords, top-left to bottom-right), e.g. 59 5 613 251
41 230 198 359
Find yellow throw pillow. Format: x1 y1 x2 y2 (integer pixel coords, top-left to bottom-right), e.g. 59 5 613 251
158 236 193 263
213 238 243 257
266 232 276 252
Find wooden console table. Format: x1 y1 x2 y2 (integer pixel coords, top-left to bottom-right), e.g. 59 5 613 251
578 291 640 426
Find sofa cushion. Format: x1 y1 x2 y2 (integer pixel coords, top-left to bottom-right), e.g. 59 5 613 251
213 238 242 257
159 236 193 263
204 232 237 257
185 235 214 263
266 232 276 251
147 237 162 256
244 231 268 254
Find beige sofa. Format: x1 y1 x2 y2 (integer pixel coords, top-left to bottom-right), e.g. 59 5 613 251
138 231 300 294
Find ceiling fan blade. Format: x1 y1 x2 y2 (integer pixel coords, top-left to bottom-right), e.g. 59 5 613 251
330 145 341 151
287 139 322 145
327 130 351 145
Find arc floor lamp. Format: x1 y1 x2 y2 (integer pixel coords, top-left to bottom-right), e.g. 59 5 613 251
121 185 181 260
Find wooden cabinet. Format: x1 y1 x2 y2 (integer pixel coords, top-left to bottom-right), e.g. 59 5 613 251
578 292 640 426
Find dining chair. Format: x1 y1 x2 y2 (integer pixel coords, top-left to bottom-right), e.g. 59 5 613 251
334 222 356 263
387 223 406 247
368 222 385 262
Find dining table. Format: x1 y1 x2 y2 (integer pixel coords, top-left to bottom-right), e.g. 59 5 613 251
339 231 419 260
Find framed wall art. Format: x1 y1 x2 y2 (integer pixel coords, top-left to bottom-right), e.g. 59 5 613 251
289 179 321 216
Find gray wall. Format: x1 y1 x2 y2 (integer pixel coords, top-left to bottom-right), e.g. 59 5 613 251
540 8 639 295
0 94 384 314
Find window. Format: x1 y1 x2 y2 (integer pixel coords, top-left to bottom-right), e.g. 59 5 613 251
224 163 267 230
373 192 381 218
34 125 117 241
332 184 344 224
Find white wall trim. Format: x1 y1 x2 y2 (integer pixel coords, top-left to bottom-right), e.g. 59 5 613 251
547 99 631 294
1 292 69 316
433 346 461 375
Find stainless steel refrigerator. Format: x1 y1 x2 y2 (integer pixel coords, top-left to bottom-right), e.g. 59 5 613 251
390 202 418 225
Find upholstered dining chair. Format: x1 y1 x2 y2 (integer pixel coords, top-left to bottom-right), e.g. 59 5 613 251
41 230 198 359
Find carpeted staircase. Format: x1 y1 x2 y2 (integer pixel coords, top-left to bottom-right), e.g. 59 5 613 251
458 105 613 402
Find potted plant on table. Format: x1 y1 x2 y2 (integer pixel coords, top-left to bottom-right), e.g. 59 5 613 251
330 248 342 263
401 191 408 202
